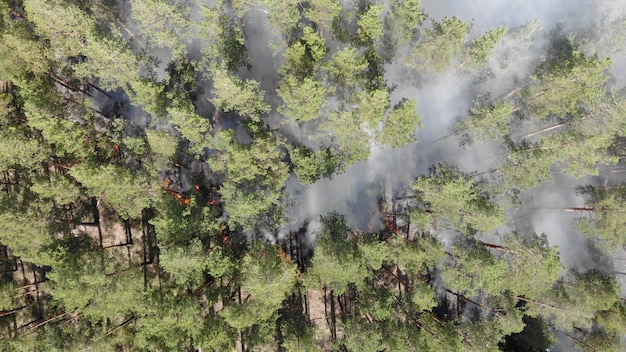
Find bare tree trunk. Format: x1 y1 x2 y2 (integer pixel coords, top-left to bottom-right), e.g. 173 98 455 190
0 306 27 318
446 289 486 309
82 79 113 99
25 312 69 333
560 331 596 352
92 197 103 247
522 121 569 138
237 288 246 352
105 316 136 336
329 289 337 341
479 241 515 253
446 56 472 77
515 295 563 310
50 74 94 97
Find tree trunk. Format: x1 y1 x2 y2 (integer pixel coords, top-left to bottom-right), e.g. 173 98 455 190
0 306 27 318
329 289 337 341
92 197 103 248
446 289 486 309
522 121 569 138
49 74 94 97
105 315 136 336
560 331 596 352
479 241 515 253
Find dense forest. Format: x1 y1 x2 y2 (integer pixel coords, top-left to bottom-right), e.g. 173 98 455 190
0 0 625 350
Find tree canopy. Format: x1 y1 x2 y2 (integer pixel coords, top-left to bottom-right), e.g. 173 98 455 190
0 1 624 351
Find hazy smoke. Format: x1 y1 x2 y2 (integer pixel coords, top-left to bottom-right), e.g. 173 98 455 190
285 0 625 281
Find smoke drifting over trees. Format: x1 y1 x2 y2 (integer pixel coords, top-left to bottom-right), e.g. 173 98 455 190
0 0 625 351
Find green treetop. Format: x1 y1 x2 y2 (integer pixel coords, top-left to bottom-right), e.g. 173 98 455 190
277 75 326 123
522 44 611 121
358 4 384 42
388 0 425 45
525 269 620 331
304 0 342 36
454 26 508 73
259 0 300 42
215 129 289 230
304 212 371 295
441 240 509 297
322 46 368 97
409 164 505 235
130 0 193 57
454 96 516 145
210 66 271 122
375 98 422 148
574 185 626 253
407 17 471 73
70 163 153 219
200 2 251 73
280 27 327 80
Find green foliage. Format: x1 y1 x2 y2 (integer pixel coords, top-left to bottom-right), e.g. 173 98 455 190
160 239 211 287
305 243 368 295
575 185 626 252
410 164 505 235
304 213 370 294
341 318 386 352
322 46 368 93
280 27 327 79
216 130 289 229
23 98 93 160
526 269 620 331
0 129 46 170
358 239 390 270
358 5 384 41
288 145 322 185
47 248 147 323
502 315 557 352
200 2 251 72
320 110 371 172
463 26 508 68
31 174 82 206
305 0 342 33
503 233 563 297
211 67 270 121
500 95 626 190
151 192 221 253
220 242 297 332
0 10 52 82
168 104 212 156
455 97 515 144
259 0 300 41
278 75 326 123
460 308 525 352
70 164 152 219
408 17 471 73
442 241 509 296
0 210 52 266
146 130 178 159
575 301 626 351
134 298 206 350
523 44 611 121
130 0 192 57
241 243 298 312
376 98 422 148
355 89 390 128
3 2 626 350
389 0 425 45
